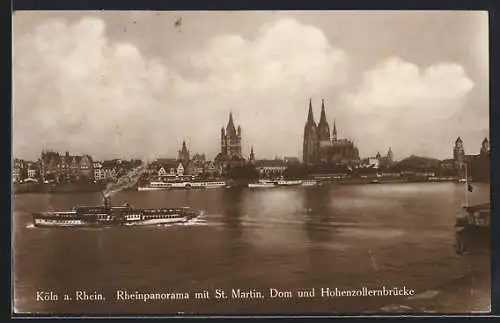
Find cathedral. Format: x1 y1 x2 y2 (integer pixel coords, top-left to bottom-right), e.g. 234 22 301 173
302 99 360 167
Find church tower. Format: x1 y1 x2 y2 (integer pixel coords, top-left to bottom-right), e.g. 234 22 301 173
453 137 465 170
249 147 255 164
221 112 242 158
387 147 393 163
303 98 318 165
481 137 490 155
178 141 190 165
317 99 331 143
317 99 331 163
332 119 337 141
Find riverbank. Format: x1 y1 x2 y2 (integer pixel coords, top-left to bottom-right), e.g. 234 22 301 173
14 177 487 194
13 182 107 194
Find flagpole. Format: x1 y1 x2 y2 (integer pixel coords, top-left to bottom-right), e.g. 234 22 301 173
464 162 468 208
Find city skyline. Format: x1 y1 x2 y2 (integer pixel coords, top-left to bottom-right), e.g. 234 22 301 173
13 11 489 161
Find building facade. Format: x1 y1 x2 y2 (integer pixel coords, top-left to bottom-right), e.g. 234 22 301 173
302 99 360 167
13 159 26 183
189 153 206 176
40 151 93 182
254 159 287 178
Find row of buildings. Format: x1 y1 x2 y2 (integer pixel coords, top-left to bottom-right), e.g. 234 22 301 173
13 100 490 183
148 113 302 181
13 152 144 184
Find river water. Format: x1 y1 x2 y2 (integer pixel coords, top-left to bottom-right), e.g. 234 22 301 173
13 182 490 315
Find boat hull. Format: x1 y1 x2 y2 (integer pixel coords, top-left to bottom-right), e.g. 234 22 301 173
453 204 490 254
454 226 490 254
33 210 202 228
301 180 318 187
248 184 276 188
137 186 167 191
276 180 302 186
138 181 226 191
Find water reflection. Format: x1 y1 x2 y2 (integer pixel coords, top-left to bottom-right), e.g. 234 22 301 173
241 188 307 251
303 186 335 243
221 188 244 236
218 188 245 272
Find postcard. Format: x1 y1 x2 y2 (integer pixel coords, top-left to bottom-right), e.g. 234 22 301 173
12 10 491 316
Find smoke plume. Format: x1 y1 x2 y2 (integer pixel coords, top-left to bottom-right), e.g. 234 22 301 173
102 163 149 198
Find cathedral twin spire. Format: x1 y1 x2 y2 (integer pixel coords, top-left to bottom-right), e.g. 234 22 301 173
306 98 336 141
319 99 327 125
307 98 315 125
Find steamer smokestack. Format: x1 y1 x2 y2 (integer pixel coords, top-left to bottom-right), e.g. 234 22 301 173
101 193 110 209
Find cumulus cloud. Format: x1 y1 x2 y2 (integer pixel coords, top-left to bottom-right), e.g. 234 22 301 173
14 17 170 160
13 14 484 162
13 16 348 161
341 57 475 159
349 57 473 108
178 17 349 158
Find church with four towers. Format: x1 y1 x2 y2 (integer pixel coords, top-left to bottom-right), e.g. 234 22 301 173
214 112 246 171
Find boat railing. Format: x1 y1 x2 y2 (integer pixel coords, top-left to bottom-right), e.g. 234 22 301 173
38 211 77 216
141 207 192 215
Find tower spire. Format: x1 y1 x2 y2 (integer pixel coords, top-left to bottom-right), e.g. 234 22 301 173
227 112 235 129
307 98 314 123
317 98 331 142
226 111 237 136
249 146 255 162
319 99 327 123
332 119 337 140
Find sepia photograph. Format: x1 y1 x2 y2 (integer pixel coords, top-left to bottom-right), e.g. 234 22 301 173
12 10 490 315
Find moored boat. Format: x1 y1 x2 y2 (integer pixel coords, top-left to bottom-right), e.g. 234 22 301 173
454 202 490 254
453 163 490 254
32 197 203 228
301 180 318 187
138 181 226 191
276 180 302 186
189 181 226 189
137 181 174 191
248 180 277 188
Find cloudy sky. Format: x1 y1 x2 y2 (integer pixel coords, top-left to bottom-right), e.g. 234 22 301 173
12 11 489 161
